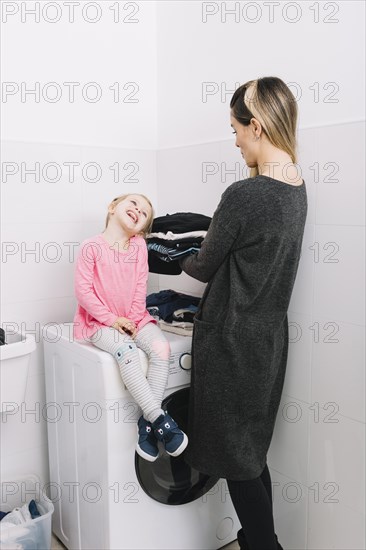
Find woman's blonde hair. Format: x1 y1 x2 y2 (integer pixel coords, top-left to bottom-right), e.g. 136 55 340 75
105 193 154 238
230 77 298 178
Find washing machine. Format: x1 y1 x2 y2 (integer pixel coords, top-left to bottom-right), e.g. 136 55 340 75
43 323 240 550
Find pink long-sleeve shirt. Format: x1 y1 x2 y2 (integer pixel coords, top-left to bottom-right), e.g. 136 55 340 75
73 233 157 341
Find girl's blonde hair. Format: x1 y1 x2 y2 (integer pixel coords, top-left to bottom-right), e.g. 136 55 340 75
230 77 298 178
105 194 154 238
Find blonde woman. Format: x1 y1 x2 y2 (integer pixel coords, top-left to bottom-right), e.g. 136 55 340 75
180 77 307 550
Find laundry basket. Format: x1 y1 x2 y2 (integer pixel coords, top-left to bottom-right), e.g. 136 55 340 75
0 328 36 414
0 475 54 550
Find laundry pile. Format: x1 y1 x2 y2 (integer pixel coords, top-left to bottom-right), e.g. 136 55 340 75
146 290 201 336
0 327 6 345
0 500 41 527
147 212 211 275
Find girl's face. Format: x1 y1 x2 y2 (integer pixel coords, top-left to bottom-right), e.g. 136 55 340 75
230 113 260 169
111 195 152 235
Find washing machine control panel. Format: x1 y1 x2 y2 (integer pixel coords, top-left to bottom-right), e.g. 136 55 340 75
168 351 191 374
179 352 191 371
165 332 192 389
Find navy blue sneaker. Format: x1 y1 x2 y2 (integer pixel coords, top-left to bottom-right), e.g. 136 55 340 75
136 415 159 462
152 411 188 457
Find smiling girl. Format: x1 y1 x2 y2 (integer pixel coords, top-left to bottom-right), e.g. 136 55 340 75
73 193 188 462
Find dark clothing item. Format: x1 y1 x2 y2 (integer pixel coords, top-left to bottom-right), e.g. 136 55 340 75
0 511 10 521
172 311 196 323
179 175 307 480
147 307 197 324
0 327 6 345
229 464 283 550
147 213 209 274
151 212 211 233
147 306 160 318
147 242 201 262
29 499 41 519
148 253 183 274
146 290 200 323
147 235 204 247
147 243 201 274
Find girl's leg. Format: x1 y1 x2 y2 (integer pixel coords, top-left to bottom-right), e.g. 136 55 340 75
227 470 278 550
134 322 188 457
90 326 164 423
133 322 170 412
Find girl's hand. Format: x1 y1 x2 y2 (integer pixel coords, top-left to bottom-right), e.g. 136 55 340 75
111 317 138 339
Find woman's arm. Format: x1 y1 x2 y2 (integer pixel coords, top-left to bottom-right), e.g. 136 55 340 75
179 189 240 283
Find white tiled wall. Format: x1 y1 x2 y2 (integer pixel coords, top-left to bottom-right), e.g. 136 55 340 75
2 4 157 148
271 121 365 549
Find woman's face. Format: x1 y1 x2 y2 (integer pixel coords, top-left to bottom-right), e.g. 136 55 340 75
230 113 259 169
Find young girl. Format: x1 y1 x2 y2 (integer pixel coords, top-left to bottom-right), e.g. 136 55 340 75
73 193 188 462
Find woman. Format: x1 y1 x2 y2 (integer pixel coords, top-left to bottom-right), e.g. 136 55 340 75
179 77 307 550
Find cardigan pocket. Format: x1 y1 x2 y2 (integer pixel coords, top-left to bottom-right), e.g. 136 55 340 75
191 317 222 375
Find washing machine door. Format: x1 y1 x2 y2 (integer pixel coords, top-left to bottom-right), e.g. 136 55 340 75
135 387 219 505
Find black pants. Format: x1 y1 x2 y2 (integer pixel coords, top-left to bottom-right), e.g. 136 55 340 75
227 463 279 550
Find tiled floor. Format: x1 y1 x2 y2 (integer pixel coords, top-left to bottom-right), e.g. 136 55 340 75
220 540 240 550
51 534 67 549
51 533 240 550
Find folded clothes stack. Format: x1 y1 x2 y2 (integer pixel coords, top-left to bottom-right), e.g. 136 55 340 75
146 289 201 336
147 212 211 275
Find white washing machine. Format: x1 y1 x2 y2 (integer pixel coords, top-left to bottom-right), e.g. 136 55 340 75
43 323 240 550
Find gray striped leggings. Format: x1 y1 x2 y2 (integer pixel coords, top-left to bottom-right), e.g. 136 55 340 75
89 322 170 423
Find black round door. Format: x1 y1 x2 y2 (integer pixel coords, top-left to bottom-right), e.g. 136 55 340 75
135 387 219 505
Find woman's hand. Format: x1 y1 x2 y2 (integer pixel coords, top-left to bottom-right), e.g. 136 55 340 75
111 317 138 339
